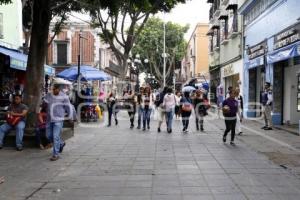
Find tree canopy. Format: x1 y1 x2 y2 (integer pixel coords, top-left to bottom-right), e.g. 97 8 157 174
132 17 188 86
83 0 187 78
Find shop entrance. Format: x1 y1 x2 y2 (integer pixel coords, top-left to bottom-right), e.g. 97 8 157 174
248 66 265 118
224 73 240 92
283 57 300 125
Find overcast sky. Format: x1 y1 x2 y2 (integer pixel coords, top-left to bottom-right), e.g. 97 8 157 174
156 0 210 40
68 0 209 41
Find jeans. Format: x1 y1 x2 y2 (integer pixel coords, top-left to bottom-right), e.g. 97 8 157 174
195 113 204 129
138 106 144 128
46 121 64 156
143 108 152 129
165 109 174 131
108 107 118 125
223 119 237 142
35 127 50 146
181 111 191 130
0 121 25 148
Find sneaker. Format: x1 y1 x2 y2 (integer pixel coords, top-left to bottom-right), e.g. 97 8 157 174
230 141 235 146
130 125 134 129
142 127 146 131
50 155 59 161
261 126 267 129
59 142 66 153
223 136 226 143
147 125 150 130
238 132 243 136
16 147 23 151
157 128 161 133
264 127 273 130
137 126 141 129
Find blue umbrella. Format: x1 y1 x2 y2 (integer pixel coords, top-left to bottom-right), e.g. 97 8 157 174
57 65 111 81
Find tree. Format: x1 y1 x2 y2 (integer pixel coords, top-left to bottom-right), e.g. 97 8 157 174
84 0 186 78
132 17 188 86
23 0 82 127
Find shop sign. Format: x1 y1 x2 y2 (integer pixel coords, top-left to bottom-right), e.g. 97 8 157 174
223 64 235 77
247 40 267 60
10 58 26 71
274 23 300 50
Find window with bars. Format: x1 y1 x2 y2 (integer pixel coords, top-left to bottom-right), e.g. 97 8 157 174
244 0 278 26
0 13 3 39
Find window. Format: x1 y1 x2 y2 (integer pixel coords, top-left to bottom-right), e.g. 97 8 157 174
220 19 228 41
0 13 3 39
244 0 278 26
228 9 238 35
57 43 67 65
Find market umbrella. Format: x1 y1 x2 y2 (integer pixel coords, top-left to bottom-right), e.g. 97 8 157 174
52 77 72 85
182 86 196 93
57 65 111 81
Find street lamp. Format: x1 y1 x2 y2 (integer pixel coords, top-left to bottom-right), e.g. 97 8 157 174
127 55 148 93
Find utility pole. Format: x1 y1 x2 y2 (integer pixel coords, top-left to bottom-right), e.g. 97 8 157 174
163 11 166 87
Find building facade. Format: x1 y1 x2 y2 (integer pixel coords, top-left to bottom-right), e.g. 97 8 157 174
240 0 300 125
207 0 245 104
0 0 23 49
182 23 209 84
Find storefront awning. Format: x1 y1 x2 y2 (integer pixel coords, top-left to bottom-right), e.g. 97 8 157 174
0 46 27 70
245 55 264 69
267 42 300 64
0 46 55 76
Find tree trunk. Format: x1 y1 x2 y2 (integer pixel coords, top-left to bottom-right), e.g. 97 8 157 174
24 0 52 127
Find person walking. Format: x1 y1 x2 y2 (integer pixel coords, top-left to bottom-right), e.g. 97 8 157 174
44 84 74 161
163 87 176 133
193 89 209 131
123 90 136 129
136 87 144 129
261 82 273 130
107 92 118 127
155 87 167 133
222 89 240 145
174 91 181 119
180 91 193 133
234 88 243 135
141 86 153 131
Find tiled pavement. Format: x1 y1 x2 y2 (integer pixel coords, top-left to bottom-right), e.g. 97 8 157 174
1 113 300 200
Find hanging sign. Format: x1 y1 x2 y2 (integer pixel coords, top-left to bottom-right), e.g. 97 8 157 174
274 23 300 50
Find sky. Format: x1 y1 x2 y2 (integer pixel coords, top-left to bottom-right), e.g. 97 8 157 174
156 0 210 40
68 0 210 41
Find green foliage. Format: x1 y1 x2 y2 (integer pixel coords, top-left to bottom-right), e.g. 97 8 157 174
132 17 188 81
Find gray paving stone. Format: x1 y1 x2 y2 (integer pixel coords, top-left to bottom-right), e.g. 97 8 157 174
1 119 300 200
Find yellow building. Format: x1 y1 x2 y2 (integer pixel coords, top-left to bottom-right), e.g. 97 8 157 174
186 23 210 80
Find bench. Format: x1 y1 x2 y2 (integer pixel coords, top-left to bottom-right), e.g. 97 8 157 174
1 121 75 148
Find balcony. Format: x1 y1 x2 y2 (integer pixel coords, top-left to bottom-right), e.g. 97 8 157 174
226 0 238 10
221 0 229 6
